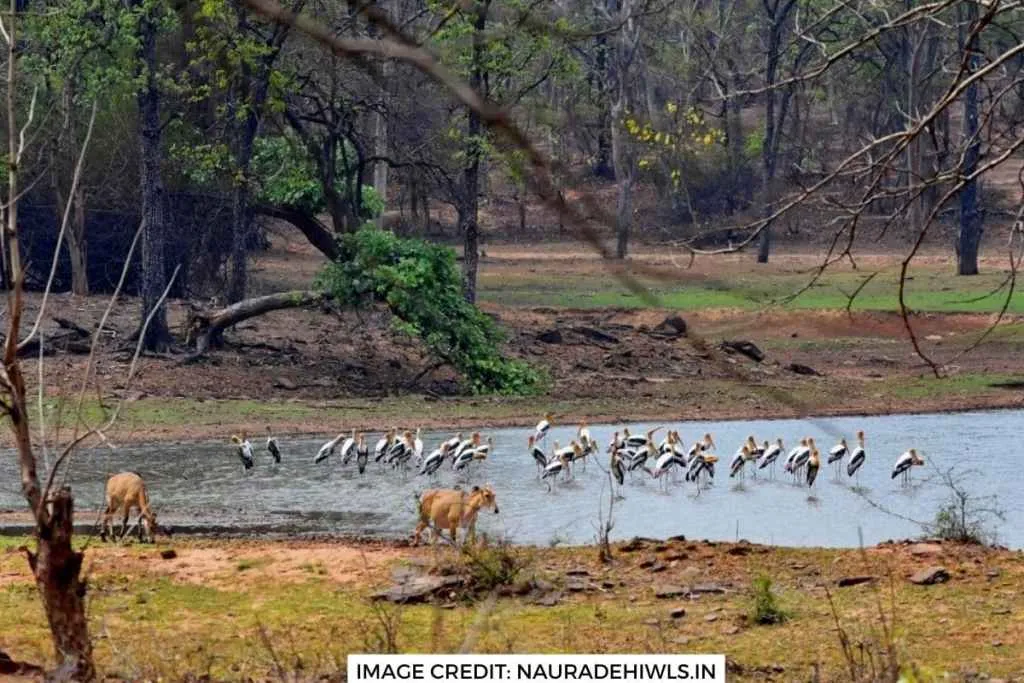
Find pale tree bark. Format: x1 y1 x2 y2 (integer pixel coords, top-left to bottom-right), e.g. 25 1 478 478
611 93 635 259
957 0 982 276
52 83 90 296
2 2 95 678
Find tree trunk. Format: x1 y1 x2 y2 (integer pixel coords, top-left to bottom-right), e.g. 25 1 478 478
610 77 633 258
28 488 94 681
757 0 795 264
592 31 615 180
459 199 480 304
958 0 982 276
460 0 488 303
67 185 88 296
136 4 171 351
254 204 340 261
373 108 388 227
186 290 327 358
55 83 90 296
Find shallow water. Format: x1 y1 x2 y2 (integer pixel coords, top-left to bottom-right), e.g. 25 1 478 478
0 409 1019 547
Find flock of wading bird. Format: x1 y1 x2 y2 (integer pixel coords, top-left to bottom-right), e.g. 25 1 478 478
228 414 929 494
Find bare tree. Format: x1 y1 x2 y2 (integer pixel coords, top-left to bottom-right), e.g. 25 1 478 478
1 3 95 676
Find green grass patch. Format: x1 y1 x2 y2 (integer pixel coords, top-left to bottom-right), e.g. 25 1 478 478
480 266 1024 314
885 373 1024 400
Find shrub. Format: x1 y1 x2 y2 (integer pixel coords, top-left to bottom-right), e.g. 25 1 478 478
460 542 529 592
750 575 789 625
925 465 1004 545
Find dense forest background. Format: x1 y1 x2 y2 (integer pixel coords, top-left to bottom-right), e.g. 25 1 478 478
4 0 1023 350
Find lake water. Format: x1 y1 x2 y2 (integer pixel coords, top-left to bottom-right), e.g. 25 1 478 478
0 409 1020 548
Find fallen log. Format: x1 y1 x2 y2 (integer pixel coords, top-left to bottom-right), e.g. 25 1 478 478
185 290 330 360
11 317 94 357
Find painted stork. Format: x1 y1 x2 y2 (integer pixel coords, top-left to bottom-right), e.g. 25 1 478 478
791 437 815 480
552 439 580 463
806 448 821 488
827 438 848 479
687 433 716 464
622 427 657 450
644 442 676 488
730 445 751 479
452 433 483 471
442 433 463 455
314 432 345 465
534 413 554 444
686 452 718 490
541 453 571 491
355 434 369 474
232 434 255 470
528 435 548 475
758 438 784 478
374 429 396 463
610 450 626 489
265 427 282 464
339 429 358 465
412 428 425 466
891 448 925 486
452 432 479 464
419 445 446 477
846 431 866 482
783 438 809 480
578 421 594 450
470 436 494 459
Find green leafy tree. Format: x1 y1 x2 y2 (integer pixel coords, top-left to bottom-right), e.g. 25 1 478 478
430 0 574 301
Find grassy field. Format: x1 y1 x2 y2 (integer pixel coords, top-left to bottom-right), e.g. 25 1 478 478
480 260 1024 314
0 537 1021 680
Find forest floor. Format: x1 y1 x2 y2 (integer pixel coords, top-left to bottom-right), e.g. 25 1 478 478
0 535 1021 680
7 234 1022 446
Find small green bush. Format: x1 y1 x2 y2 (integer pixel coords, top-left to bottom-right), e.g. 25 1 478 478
750 575 789 625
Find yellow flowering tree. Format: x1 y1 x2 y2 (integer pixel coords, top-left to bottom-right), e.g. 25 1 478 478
624 103 735 224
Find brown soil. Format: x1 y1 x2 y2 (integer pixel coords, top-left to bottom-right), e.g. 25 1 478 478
0 535 1012 595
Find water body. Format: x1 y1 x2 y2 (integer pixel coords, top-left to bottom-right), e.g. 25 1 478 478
0 409 1018 547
